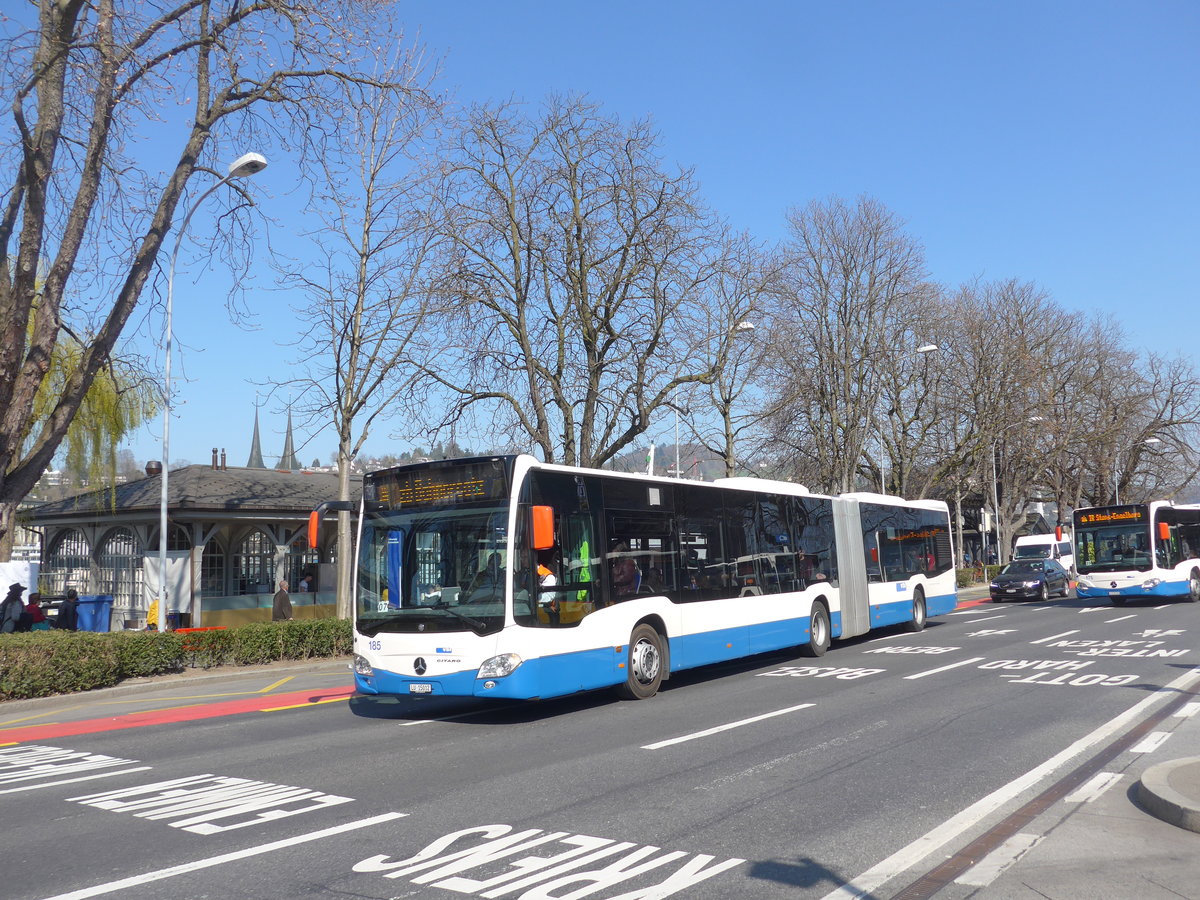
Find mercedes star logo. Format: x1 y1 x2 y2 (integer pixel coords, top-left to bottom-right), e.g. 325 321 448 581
414 657 427 675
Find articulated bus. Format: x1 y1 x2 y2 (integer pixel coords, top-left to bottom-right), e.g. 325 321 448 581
1073 502 1200 605
325 455 956 701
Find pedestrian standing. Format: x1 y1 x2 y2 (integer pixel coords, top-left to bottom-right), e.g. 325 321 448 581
58 589 80 631
1 583 25 633
272 580 293 621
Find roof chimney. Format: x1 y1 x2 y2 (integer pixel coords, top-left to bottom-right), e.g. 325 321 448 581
220 448 227 471
146 460 163 477
212 447 219 470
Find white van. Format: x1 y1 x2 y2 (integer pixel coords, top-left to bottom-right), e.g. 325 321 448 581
1013 533 1075 574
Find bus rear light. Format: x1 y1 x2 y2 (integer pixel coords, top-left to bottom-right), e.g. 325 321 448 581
478 653 522 678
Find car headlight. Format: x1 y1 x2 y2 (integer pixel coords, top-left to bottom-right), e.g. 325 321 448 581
353 654 374 677
478 653 522 679
1141 577 1162 589
989 582 1001 589
1024 580 1041 588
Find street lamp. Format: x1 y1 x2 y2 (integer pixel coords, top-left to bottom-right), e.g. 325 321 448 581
1114 437 1162 505
157 152 267 632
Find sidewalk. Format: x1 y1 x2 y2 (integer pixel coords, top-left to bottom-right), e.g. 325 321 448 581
955 580 1200 836
939 582 1200 898
963 690 1200 899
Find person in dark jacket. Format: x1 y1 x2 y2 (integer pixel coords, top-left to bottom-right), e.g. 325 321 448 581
57 589 80 631
1 583 25 633
272 580 293 621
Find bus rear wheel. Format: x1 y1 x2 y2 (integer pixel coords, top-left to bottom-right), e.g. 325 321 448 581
906 588 927 632
1188 570 1200 603
801 602 831 658
617 624 664 700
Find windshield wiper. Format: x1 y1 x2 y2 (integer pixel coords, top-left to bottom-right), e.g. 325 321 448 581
427 601 487 632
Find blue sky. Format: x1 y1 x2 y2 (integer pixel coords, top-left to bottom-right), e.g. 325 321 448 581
117 0 1199 470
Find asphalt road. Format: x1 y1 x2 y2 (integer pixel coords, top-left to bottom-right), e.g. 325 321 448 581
3 590 1199 900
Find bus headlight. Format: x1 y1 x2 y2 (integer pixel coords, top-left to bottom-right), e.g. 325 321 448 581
1141 577 1162 589
353 654 374 677
1075 576 1092 589
478 653 522 678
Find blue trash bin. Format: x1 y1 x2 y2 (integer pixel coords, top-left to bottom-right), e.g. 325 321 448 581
76 595 114 632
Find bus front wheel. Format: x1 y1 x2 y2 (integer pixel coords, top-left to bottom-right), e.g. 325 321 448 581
801 602 831 657
1188 570 1200 603
617 624 664 700
906 589 927 632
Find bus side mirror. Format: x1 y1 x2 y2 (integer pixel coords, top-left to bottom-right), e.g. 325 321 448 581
1159 522 1171 541
308 501 355 549
531 505 555 550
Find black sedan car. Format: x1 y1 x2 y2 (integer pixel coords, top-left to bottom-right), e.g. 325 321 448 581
990 559 1071 602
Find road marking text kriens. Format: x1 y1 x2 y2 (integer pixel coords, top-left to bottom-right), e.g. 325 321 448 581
353 824 744 898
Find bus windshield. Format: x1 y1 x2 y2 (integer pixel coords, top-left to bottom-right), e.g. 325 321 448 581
356 504 509 635
1075 523 1153 574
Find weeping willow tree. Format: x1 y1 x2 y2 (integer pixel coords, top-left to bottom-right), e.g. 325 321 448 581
30 340 157 494
7 311 158 556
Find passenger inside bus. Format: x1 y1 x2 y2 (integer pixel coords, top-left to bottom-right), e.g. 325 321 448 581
611 542 640 598
536 548 561 623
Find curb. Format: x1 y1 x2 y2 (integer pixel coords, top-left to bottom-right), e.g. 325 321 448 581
1136 757 1200 834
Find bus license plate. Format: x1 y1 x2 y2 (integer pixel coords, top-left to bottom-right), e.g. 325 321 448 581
1109 592 1121 598
409 683 433 694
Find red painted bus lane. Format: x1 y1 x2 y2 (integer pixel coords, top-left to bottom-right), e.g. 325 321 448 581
0 685 356 744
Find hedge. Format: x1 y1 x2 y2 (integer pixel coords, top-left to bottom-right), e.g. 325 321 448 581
0 618 353 702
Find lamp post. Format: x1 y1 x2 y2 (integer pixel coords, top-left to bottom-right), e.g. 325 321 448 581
1114 437 1162 505
157 152 267 632
874 342 940 493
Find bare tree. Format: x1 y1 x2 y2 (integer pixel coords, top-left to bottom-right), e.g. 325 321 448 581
0 0 424 558
758 196 931 493
676 233 773 478
273 57 443 618
1093 353 1200 506
941 280 1079 561
416 96 728 467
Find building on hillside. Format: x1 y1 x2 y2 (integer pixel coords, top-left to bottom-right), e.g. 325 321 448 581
23 457 360 629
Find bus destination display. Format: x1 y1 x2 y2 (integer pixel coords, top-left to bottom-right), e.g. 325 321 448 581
1076 505 1147 526
370 460 511 509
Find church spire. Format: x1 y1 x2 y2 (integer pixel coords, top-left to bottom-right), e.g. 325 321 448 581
277 407 301 470
246 406 266 468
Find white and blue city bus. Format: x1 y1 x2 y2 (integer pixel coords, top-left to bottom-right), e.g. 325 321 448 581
1073 501 1200 605
325 455 957 701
